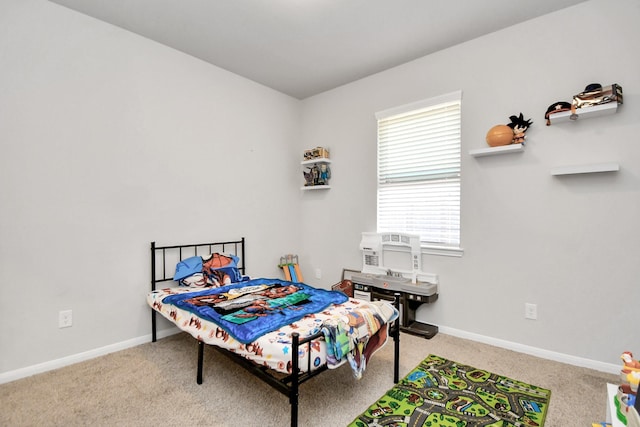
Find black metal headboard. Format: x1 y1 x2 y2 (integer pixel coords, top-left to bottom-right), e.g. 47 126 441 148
150 237 245 341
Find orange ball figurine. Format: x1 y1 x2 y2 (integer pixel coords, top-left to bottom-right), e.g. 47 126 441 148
486 124 514 147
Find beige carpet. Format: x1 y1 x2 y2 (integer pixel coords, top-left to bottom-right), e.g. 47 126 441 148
0 332 618 426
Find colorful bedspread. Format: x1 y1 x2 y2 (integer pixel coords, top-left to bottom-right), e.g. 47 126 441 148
161 278 348 344
149 285 398 375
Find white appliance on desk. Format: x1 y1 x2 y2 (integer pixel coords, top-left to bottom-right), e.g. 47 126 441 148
353 232 439 338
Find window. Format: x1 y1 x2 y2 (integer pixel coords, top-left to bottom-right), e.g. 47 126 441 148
375 91 461 250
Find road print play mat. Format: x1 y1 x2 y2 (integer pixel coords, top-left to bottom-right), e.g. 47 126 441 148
349 354 551 427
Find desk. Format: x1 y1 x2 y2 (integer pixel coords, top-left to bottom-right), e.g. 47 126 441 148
352 280 439 339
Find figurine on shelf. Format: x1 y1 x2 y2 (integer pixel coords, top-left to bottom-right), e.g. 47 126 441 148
311 164 320 185
507 113 533 145
544 101 572 126
318 163 331 185
303 168 314 186
485 112 532 147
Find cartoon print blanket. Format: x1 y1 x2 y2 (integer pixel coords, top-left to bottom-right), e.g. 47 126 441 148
322 301 398 378
161 278 348 344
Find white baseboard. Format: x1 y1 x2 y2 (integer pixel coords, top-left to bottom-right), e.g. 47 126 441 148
438 326 620 375
1 325 619 385
0 327 180 385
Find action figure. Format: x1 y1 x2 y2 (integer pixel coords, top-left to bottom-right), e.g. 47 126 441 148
318 163 331 185
507 113 533 145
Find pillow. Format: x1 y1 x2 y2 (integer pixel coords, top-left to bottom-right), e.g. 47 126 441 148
173 256 203 281
202 253 242 285
173 253 242 288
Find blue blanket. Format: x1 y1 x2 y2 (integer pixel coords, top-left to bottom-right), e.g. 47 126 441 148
162 278 348 344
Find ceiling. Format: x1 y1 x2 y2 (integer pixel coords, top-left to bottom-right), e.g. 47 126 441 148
49 0 587 99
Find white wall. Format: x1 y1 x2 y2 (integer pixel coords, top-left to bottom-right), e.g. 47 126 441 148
2 0 637 380
300 0 640 369
0 0 302 375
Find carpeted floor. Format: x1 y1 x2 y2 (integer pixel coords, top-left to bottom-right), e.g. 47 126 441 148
0 331 618 426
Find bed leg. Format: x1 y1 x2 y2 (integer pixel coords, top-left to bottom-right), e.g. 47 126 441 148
290 332 300 427
151 310 157 343
197 341 204 385
393 293 401 383
151 241 157 343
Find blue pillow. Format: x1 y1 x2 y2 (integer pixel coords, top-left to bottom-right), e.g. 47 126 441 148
173 256 203 281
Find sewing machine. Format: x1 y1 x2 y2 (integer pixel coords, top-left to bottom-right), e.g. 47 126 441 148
351 232 439 338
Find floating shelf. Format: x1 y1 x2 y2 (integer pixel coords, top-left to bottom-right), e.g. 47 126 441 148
301 158 331 165
550 162 619 176
547 102 619 124
469 144 524 157
301 185 331 191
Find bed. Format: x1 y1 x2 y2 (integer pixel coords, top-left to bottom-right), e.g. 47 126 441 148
148 237 401 427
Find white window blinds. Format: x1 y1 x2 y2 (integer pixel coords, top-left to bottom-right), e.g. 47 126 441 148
376 91 461 246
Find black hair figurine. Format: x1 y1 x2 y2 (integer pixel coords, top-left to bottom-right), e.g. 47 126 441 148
507 113 533 145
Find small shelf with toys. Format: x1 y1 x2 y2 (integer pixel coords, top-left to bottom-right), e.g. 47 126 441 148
469 144 524 157
545 83 622 125
301 184 331 191
301 158 332 166
471 112 532 158
547 102 619 125
301 146 332 190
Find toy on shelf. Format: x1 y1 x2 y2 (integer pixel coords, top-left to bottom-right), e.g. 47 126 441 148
302 146 331 187
303 165 319 186
544 82 623 125
318 163 330 185
545 101 572 125
485 112 532 147
278 254 304 283
303 163 330 186
508 113 533 145
303 146 330 161
572 83 623 110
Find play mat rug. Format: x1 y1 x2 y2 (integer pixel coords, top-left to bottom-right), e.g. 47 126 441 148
349 354 551 427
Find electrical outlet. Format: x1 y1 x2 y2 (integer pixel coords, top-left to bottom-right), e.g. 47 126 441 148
59 310 73 328
525 303 537 320
315 268 322 279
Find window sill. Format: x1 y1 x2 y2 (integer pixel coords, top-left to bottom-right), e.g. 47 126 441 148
422 244 464 257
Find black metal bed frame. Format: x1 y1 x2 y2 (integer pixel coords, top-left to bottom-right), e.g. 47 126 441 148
150 238 401 427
